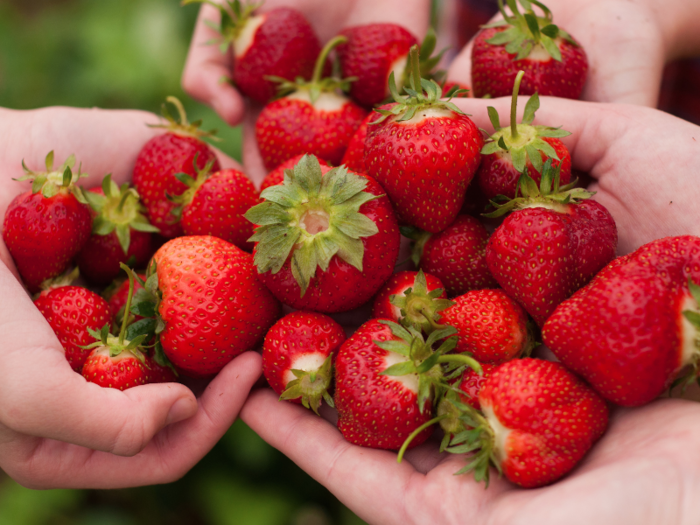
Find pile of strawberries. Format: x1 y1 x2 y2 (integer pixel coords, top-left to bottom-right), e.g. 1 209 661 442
7 0 700 491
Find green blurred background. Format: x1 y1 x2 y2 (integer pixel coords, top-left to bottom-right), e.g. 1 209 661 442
0 1 364 523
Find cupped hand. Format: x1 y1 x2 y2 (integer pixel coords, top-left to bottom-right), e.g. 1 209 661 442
0 106 258 489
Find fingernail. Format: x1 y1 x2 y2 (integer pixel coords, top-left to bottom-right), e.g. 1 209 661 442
166 397 196 426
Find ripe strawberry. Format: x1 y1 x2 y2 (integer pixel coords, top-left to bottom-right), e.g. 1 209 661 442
471 0 587 99
477 70 572 201
132 97 220 238
255 37 367 171
186 0 322 104
441 289 534 365
543 235 700 406
170 161 259 252
76 175 158 285
441 80 471 97
485 160 617 326
456 363 498 410
3 151 92 292
365 47 483 233
262 311 346 414
144 354 178 384
104 273 145 323
371 270 452 334
405 215 498 297
447 358 608 488
260 154 330 192
339 112 376 174
34 281 112 372
245 155 400 313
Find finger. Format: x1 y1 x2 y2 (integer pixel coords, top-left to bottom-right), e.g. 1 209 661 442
446 39 474 90
343 0 431 37
2 352 263 489
182 5 245 127
242 107 268 188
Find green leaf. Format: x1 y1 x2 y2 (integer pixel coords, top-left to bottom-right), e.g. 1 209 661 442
334 235 364 272
519 172 540 197
683 310 700 330
290 243 319 296
245 202 289 226
379 320 414 343
522 93 539 124
92 216 116 236
130 219 160 233
536 127 571 138
525 144 544 174
486 26 518 46
45 150 54 171
524 13 540 39
481 141 503 155
333 212 378 239
487 106 501 130
131 300 156 318
540 34 562 61
510 147 527 173
380 361 416 377
531 138 559 160
540 23 559 39
688 277 700 306
374 340 410 356
115 224 131 254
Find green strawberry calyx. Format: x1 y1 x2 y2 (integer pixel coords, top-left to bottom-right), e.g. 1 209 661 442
168 156 219 219
182 0 262 54
675 277 700 391
483 0 577 62
245 154 381 297
15 150 88 203
399 27 450 90
483 158 593 218
83 174 159 254
389 269 455 334
279 353 335 416
481 70 571 174
148 96 219 141
37 267 81 294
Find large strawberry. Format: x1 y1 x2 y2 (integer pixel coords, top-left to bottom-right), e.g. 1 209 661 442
477 69 572 201
364 46 483 233
132 97 220 238
255 37 367 171
185 0 322 104
471 0 587 99
245 155 400 313
485 161 617 326
543 235 700 407
3 151 92 292
446 358 608 488
262 311 346 414
76 175 158 285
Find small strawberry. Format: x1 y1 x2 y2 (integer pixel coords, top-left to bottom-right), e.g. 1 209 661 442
456 363 498 410
169 160 259 252
245 155 400 313
104 273 145 324
185 0 323 104
3 151 92 292
441 80 471 98
404 215 498 297
446 358 608 488
477 70 572 201
262 311 346 414
132 97 220 238
76 175 158 285
471 0 587 99
144 354 178 384
260 154 330 193
255 37 367 171
365 46 483 233
485 160 617 326
543 236 700 406
34 273 112 372
441 289 534 365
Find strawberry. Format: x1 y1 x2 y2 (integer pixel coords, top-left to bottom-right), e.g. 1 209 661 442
405 215 498 297
543 235 700 406
245 155 400 313
170 161 259 252
104 273 145 324
34 279 112 372
441 80 471 97
144 354 178 384
262 311 346 414
476 70 572 201
339 112 376 174
3 151 92 292
441 289 534 365
255 37 367 171
132 97 220 238
371 270 452 334
471 0 587 100
260 154 330 193
456 363 498 410
365 46 483 233
446 358 608 488
485 160 617 326
185 0 322 104
76 175 158 285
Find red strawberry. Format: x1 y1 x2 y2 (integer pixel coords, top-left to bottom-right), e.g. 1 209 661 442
339 112 376 174
365 47 483 233
543 235 700 407
255 37 367 171
35 283 112 372
485 161 617 326
170 162 259 252
406 215 498 297
441 80 471 97
476 70 572 201
187 1 322 104
105 274 145 323
262 311 346 414
132 97 220 238
441 289 534 365
76 175 158 285
471 0 587 100
147 235 281 377
260 154 330 192
246 155 400 313
456 363 498 410
3 151 92 292
144 353 178 384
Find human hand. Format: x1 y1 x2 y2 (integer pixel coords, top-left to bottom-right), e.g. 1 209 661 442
0 106 259 489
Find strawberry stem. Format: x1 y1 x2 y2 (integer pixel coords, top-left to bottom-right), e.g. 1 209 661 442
166 96 189 127
118 263 135 345
311 36 347 85
397 414 448 463
410 44 421 94
510 70 525 139
438 354 483 375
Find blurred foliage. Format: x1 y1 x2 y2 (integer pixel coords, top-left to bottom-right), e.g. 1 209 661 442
0 1 365 523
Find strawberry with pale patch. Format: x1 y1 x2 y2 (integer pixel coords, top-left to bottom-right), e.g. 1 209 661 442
262 311 346 414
